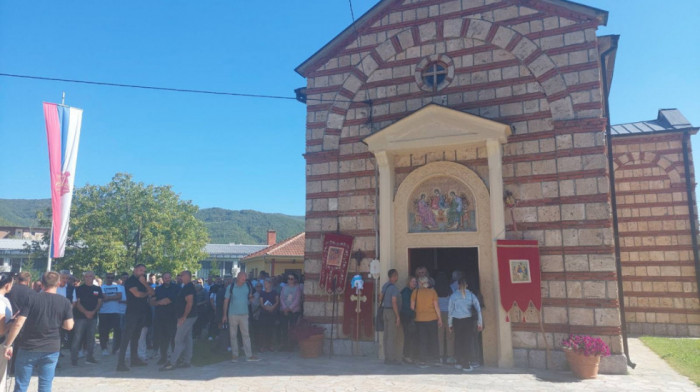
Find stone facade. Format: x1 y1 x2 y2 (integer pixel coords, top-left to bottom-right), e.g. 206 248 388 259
298 0 627 373
612 132 700 337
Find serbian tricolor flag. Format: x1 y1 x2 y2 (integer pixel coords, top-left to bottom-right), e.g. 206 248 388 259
44 102 83 258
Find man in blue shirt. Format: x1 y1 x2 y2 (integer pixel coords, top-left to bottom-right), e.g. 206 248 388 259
222 272 259 362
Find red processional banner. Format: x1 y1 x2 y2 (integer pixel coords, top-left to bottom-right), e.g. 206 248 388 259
342 278 374 339
319 233 354 294
497 240 541 321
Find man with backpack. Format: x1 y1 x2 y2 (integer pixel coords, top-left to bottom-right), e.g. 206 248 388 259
222 271 259 362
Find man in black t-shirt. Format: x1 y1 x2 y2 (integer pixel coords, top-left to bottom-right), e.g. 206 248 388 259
71 271 103 365
151 272 180 365
117 264 155 372
3 271 74 392
8 271 35 315
159 270 197 371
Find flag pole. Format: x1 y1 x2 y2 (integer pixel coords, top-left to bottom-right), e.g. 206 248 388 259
47 221 53 272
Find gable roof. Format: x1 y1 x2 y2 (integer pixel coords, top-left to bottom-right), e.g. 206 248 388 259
611 109 698 136
295 0 608 77
242 232 305 261
363 104 511 153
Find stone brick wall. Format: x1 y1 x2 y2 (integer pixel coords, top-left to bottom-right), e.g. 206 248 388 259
301 0 625 371
613 133 700 337
394 146 489 191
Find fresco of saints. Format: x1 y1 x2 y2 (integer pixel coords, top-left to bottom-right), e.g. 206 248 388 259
447 191 463 229
416 193 437 229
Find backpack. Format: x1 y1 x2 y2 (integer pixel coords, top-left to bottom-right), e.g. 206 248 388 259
228 280 254 314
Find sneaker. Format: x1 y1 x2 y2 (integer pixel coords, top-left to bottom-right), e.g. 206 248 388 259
231 356 239 362
462 365 473 372
403 357 414 364
102 349 110 356
159 362 175 371
157 358 168 366
417 362 429 369
116 364 130 372
247 356 261 362
447 357 456 364
454 364 463 370
86 357 98 364
470 363 481 369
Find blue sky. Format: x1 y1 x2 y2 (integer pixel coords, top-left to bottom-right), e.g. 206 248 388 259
1 1 698 216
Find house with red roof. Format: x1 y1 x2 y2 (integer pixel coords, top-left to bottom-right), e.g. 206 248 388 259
239 230 305 278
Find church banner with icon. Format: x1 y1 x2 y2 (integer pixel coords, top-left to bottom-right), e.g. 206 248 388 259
319 233 354 294
496 240 541 321
342 276 374 339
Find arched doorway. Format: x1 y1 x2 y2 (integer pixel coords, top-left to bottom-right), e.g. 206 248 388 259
364 104 513 367
394 161 499 365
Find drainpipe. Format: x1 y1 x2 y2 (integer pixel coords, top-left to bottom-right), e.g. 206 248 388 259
681 131 700 301
601 36 635 368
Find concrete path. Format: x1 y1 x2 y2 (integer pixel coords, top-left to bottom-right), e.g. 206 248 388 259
17 338 698 391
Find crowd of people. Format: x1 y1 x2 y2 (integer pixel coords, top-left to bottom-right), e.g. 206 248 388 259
381 267 484 372
0 264 482 391
0 266 306 391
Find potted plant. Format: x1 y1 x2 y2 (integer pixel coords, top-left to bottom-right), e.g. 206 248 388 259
561 335 611 379
290 319 325 358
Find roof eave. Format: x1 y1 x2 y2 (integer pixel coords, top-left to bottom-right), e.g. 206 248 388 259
539 0 608 25
295 0 401 77
611 127 700 138
295 0 608 78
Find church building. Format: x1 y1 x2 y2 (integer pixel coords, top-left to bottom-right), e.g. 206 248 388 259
295 0 699 373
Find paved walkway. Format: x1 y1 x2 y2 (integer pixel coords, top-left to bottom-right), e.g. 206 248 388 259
18 338 698 391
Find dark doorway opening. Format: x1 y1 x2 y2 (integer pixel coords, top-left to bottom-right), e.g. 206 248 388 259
408 247 483 364
408 247 480 294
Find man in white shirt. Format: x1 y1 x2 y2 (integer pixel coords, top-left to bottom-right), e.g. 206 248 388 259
55 271 73 300
99 273 126 355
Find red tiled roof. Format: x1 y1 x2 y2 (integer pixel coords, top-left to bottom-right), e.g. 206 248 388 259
242 232 305 260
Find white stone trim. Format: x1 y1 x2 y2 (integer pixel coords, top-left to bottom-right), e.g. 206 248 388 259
365 105 512 367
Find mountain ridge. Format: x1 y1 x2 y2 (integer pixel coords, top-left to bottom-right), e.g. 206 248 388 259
0 198 304 245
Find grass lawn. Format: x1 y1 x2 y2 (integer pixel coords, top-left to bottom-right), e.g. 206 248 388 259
640 336 700 386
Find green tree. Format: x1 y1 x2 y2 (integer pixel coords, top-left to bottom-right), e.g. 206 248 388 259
34 173 209 277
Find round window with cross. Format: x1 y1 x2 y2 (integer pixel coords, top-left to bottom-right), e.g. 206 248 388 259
415 56 454 92
422 62 448 90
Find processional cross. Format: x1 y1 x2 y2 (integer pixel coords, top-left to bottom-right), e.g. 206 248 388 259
350 288 366 342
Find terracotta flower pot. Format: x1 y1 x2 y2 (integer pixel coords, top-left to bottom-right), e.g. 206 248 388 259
565 349 601 379
298 333 324 358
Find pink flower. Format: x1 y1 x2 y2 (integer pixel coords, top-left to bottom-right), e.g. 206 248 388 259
561 335 610 357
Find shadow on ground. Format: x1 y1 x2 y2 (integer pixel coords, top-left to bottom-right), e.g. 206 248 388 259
48 349 585 384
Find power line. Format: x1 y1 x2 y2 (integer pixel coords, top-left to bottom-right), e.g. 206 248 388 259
348 0 357 23
0 72 347 104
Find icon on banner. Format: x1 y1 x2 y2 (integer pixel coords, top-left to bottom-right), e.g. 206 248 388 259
509 259 531 284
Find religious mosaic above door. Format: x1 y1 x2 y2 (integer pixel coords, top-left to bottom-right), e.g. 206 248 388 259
408 176 476 232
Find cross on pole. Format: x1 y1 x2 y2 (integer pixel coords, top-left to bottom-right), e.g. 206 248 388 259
350 288 367 346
